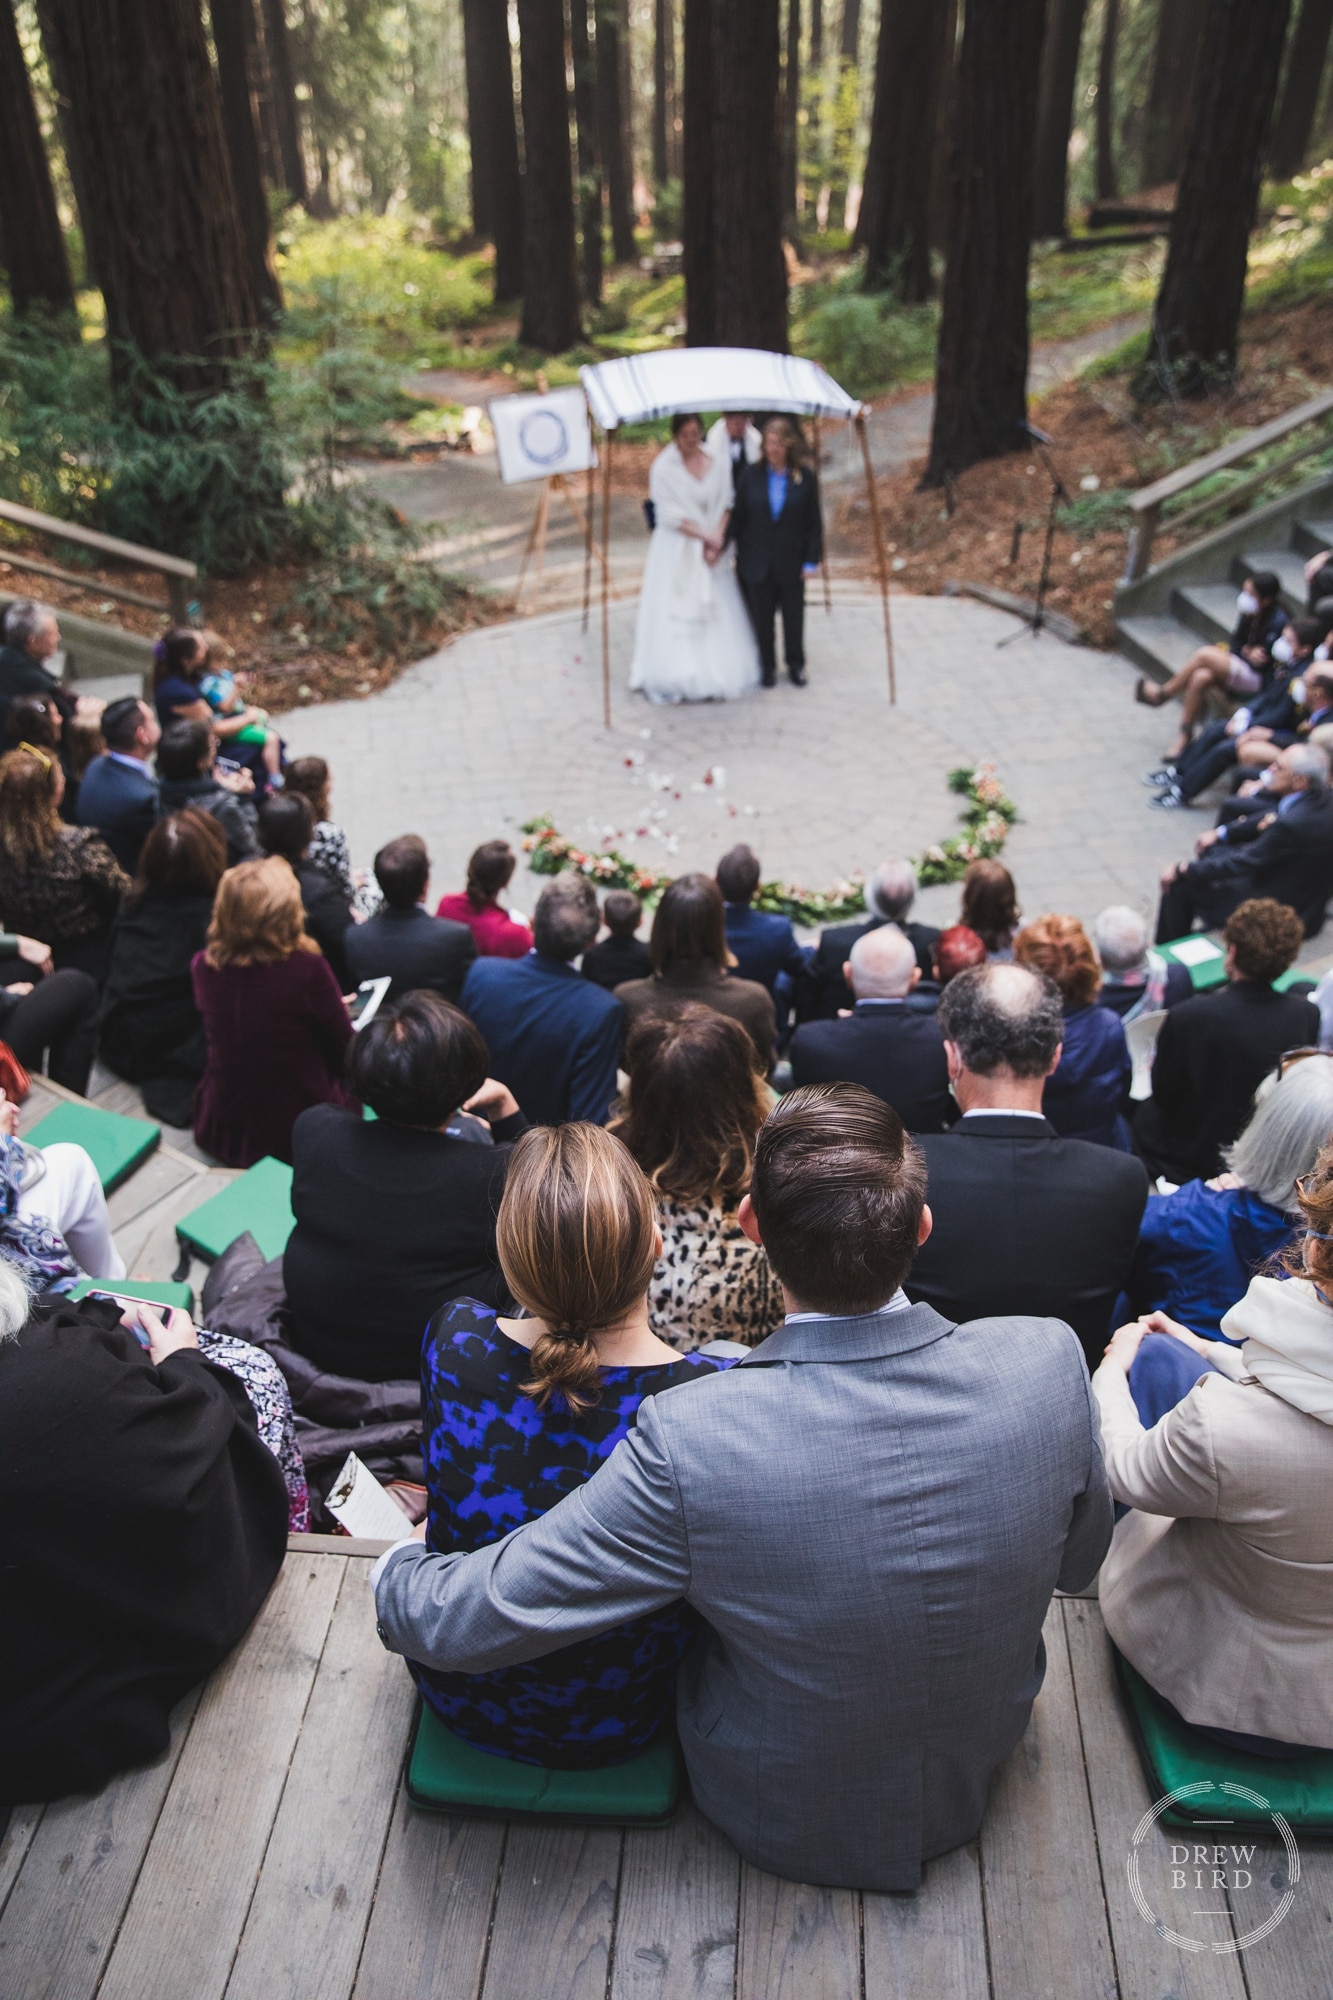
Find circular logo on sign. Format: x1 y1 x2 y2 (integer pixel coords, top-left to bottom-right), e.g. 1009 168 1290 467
1127 1783 1299 1954
519 407 570 467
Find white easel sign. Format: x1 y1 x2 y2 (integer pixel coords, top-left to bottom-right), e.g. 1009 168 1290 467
489 387 597 486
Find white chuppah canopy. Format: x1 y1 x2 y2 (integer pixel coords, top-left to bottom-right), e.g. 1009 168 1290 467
575 345 893 724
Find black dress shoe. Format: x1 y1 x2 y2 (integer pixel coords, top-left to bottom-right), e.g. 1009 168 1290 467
789 665 808 686
761 670 776 688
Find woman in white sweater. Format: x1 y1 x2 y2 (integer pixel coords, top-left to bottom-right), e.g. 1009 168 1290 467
1093 1139 1333 1755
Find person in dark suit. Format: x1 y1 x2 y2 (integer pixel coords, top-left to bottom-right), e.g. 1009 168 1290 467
156 719 259 867
344 834 476 1003
716 843 812 1005
76 696 161 873
731 418 823 687
1091 905 1193 1018
808 858 940 1019
789 923 953 1132
1134 898 1319 1185
1148 625 1329 808
461 876 623 1125
257 791 355 988
0 599 78 729
582 889 652 992
1155 743 1333 939
905 960 1149 1371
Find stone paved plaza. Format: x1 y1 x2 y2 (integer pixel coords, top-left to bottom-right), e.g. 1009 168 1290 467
282 588 1213 937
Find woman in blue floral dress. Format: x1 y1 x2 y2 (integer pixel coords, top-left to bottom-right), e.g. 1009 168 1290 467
413 1122 736 1768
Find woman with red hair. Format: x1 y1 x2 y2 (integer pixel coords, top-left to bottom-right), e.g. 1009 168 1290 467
1014 914 1132 1151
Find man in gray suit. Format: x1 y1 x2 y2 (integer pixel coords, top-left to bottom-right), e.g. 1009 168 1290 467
373 1085 1112 1892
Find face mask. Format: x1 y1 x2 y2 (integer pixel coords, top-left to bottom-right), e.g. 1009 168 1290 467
1291 677 1307 708
1316 642 1330 662
1237 590 1259 616
1272 635 1296 664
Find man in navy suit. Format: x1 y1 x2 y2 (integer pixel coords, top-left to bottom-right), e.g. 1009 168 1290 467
76 696 161 872
731 419 823 686
808 858 940 1020
345 834 476 1003
788 925 953 1132
717 845 812 1017
461 876 623 1126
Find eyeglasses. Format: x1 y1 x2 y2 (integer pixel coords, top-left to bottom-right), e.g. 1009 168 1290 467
1277 1046 1333 1078
17 742 52 772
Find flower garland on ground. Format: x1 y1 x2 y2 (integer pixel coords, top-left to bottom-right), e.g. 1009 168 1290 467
521 764 1016 924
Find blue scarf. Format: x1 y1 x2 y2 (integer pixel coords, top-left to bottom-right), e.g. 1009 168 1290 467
0 1135 79 1292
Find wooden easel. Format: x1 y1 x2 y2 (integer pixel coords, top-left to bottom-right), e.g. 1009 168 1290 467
512 472 606 611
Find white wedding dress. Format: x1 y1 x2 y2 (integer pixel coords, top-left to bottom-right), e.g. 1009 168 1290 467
628 441 762 704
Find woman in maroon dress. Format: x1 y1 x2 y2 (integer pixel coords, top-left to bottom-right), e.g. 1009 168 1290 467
192 855 354 1166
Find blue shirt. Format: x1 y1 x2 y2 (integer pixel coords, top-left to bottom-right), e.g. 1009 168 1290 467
767 470 788 520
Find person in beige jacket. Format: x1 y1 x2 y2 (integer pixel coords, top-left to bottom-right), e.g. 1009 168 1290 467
1093 1143 1333 1752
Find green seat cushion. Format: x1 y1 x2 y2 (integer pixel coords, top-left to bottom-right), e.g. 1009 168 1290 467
175 1156 296 1263
1117 1652 1333 1830
24 1102 160 1193
406 1702 681 1826
1156 935 1227 991
70 1276 193 1311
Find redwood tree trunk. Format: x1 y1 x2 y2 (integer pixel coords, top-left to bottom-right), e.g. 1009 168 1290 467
922 0 1048 485
1141 0 1294 396
712 0 787 347
461 0 493 239
839 0 859 60
37 0 263 391
0 0 76 317
570 0 602 303
1141 0 1207 187
1269 0 1333 178
682 0 715 340
210 0 281 317
653 0 669 184
927 0 957 250
782 0 800 232
596 0 636 259
858 0 949 297
1031 0 1089 238
1095 0 1120 200
256 0 306 204
479 0 524 299
516 0 580 349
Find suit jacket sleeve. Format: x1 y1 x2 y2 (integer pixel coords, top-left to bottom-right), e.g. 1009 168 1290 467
1057 1354 1115 1592
1092 1358 1220 1517
1147 1005 1191 1121
374 1396 691 1673
567 997 625 1124
304 952 356 1072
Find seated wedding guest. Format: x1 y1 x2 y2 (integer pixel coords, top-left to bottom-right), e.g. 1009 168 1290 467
0 950 98 1097
0 1272 290 1803
98 809 226 1127
2 691 85 825
0 1092 124 1283
1148 620 1329 809
0 743 128 980
257 791 355 986
404 1121 737 1767
196 628 283 790
0 599 78 727
346 834 475 1003
376 1084 1112 1887
284 755 358 903
156 718 259 866
285 992 527 1383
1135 899 1318 1184
906 962 1148 1369
437 839 533 959
1014 914 1132 1150
76 696 161 872
192 856 355 1166
153 627 273 790
1093 1151 1333 1757
1135 569 1288 759
716 843 811 999
932 923 987 988
462 876 622 1125
1124 1054 1333 1360
788 923 952 1132
582 889 651 991
809 857 939 1016
611 1006 784 1349
1156 742 1333 939
1091 905 1192 1021
616 873 776 1071
960 858 1020 960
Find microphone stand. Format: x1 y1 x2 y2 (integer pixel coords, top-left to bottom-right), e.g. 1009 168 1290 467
997 423 1070 648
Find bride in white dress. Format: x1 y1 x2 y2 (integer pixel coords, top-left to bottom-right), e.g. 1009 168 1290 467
629 413 762 704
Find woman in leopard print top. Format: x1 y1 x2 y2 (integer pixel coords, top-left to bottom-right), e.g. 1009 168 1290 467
0 745 129 979
611 1003 784 1350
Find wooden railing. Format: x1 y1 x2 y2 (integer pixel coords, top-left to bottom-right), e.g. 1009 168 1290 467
1122 387 1333 583
0 498 197 624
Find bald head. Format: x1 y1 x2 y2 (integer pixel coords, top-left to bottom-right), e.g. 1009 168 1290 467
848 923 919 999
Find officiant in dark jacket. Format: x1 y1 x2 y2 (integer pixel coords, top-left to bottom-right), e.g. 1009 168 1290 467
731 418 823 687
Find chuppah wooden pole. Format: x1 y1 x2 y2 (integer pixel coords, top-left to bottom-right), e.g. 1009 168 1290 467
581 457 595 630
600 427 613 728
813 414 832 614
856 410 896 705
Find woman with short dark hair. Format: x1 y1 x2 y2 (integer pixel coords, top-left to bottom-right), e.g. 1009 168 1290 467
614 872 776 1070
283 990 529 1381
436 838 533 958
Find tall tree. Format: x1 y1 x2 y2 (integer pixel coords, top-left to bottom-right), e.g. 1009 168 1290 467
1270 0 1333 178
1141 0 1207 187
0 0 76 318
461 0 493 240
1095 0 1120 200
1140 0 1294 397
927 0 957 249
570 0 602 303
653 0 669 185
37 0 263 392
596 0 636 260
478 0 524 298
1031 0 1090 238
210 0 282 317
922 0 1049 485
255 0 306 204
781 0 800 233
857 0 950 297
839 0 859 60
824 0 860 229
712 0 787 345
516 0 580 349
682 0 715 339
